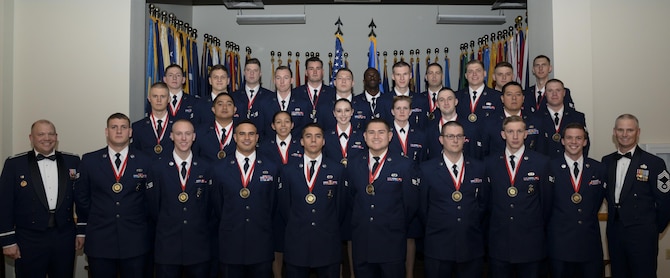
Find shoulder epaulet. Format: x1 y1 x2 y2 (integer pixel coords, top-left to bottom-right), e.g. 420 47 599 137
8 151 29 159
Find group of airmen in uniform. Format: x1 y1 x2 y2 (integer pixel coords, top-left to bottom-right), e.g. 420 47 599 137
2 54 669 278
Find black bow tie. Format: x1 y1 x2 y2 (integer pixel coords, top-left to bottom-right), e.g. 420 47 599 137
616 152 632 160
36 154 56 161
339 133 348 139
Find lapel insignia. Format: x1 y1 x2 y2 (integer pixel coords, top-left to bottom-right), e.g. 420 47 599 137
193 161 198 166
169 161 174 166
585 163 590 168
524 156 529 160
130 154 135 159
561 164 566 169
20 180 27 187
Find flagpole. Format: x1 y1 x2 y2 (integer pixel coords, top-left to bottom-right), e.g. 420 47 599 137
415 49 421 93
444 47 451 89
270 51 275 90
295 52 300 88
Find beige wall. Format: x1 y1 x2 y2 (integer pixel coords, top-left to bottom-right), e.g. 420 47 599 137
0 0 14 160
9 0 133 157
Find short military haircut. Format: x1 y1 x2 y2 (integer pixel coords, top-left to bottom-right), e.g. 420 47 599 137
437 87 456 95
563 122 589 139
235 120 257 132
502 81 523 94
440 121 463 136
335 68 354 79
31 119 56 133
495 61 514 70
150 81 169 90
165 64 184 74
365 118 391 131
272 110 293 123
301 123 324 137
426 62 443 73
614 113 639 128
545 78 565 89
533 55 551 65
171 119 195 132
392 95 412 107
212 92 233 107
502 115 525 130
392 61 411 71
209 64 230 77
107 112 130 126
465 59 485 70
245 58 262 68
275 65 293 77
305 56 323 68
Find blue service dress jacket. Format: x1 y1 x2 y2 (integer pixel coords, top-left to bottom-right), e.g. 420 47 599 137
346 151 419 264
278 156 347 267
74 147 153 259
485 149 551 263
193 122 237 163
547 156 606 262
210 153 280 265
292 84 337 125
419 156 490 262
146 156 212 265
131 115 175 160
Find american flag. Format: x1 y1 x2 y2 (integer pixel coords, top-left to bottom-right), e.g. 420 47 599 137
331 34 344 86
